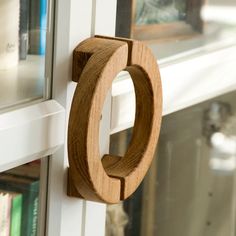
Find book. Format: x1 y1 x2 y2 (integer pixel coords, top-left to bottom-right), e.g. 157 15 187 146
0 192 11 236
29 0 47 55
0 191 23 236
39 0 47 55
19 0 29 60
0 174 39 236
10 192 23 236
29 0 40 54
0 194 3 234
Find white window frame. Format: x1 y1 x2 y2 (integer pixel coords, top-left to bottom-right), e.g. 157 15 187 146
47 1 118 236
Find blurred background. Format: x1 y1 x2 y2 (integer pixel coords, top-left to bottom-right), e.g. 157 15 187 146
106 1 236 236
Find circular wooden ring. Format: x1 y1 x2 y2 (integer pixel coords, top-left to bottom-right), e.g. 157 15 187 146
68 36 162 203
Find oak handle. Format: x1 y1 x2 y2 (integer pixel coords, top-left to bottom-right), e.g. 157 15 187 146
67 36 162 203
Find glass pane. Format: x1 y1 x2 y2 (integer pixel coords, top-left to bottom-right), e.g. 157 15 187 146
0 160 46 236
0 0 53 110
116 0 236 59
106 91 236 236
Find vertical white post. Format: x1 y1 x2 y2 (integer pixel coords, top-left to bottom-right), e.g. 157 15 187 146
47 0 118 235
47 0 93 235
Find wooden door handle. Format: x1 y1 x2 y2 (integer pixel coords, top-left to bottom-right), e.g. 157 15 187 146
67 36 162 203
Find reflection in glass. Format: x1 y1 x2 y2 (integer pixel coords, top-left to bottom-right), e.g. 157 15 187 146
136 0 186 25
0 0 52 110
116 0 236 58
106 91 236 236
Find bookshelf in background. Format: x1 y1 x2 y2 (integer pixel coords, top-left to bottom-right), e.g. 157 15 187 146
0 161 40 236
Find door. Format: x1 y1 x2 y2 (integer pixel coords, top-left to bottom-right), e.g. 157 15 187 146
1 1 236 236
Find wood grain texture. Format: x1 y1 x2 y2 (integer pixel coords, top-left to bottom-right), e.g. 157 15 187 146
68 36 162 203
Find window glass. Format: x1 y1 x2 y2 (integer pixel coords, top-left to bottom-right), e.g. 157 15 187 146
0 0 53 110
106 91 236 236
116 0 236 59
